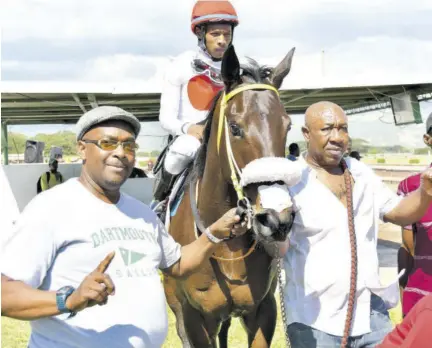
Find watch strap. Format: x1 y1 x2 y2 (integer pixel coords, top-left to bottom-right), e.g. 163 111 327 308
56 286 76 317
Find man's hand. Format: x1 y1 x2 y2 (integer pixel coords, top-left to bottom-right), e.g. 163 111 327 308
187 124 205 141
209 208 249 240
66 252 116 313
420 168 432 198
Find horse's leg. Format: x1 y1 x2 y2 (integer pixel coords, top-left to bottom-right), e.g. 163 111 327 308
240 293 277 348
218 318 232 348
183 301 221 348
163 275 192 347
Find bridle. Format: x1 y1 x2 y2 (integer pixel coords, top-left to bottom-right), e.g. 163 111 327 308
189 83 280 259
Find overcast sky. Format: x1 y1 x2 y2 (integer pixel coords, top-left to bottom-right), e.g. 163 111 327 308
2 0 432 150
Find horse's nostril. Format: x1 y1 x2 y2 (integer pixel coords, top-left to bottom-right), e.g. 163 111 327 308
256 211 280 230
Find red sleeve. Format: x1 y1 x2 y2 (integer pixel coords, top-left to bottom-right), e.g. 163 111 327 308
399 309 432 348
378 296 432 348
378 314 413 347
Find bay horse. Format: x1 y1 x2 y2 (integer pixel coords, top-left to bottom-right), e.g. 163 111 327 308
162 45 299 348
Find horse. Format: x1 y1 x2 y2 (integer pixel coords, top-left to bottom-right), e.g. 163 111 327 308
162 45 298 348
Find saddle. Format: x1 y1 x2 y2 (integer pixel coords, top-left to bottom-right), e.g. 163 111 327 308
152 135 176 203
151 136 190 224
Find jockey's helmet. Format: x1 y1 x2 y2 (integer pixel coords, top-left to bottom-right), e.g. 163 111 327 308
191 0 239 35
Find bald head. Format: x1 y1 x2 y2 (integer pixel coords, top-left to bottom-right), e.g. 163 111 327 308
305 101 346 128
302 101 349 168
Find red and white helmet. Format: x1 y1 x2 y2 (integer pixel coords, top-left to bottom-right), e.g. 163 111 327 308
191 0 239 34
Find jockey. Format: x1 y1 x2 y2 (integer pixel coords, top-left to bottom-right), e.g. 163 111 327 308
158 0 239 176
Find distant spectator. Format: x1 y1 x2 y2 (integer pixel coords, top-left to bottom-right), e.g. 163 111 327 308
287 143 300 161
349 151 362 161
147 160 154 172
396 112 432 318
129 167 147 178
36 159 64 193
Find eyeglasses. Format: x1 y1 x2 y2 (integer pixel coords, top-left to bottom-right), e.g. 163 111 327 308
82 139 139 153
192 59 223 85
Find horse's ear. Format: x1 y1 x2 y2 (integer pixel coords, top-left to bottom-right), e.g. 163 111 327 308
221 45 241 90
269 47 295 89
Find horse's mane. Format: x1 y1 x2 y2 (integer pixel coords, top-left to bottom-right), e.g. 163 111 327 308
189 58 273 182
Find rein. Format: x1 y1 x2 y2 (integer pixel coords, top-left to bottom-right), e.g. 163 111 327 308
189 83 279 261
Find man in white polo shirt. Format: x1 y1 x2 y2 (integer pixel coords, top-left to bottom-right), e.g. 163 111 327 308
283 101 432 347
1 106 246 348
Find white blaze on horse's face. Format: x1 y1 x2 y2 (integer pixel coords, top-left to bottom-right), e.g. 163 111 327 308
258 184 292 212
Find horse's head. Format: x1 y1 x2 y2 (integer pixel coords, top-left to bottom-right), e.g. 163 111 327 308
211 45 301 244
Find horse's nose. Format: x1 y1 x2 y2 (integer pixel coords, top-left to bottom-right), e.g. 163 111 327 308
255 209 280 232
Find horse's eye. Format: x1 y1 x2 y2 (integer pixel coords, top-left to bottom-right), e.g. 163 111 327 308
229 122 243 137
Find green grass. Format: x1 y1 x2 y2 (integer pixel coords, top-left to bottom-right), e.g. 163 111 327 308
2 300 402 347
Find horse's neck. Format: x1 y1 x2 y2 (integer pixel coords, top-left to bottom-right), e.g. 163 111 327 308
198 151 235 226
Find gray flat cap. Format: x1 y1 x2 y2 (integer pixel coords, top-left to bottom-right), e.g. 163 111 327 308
75 106 141 140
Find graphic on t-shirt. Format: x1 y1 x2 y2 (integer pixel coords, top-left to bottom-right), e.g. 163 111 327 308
91 227 157 248
89 226 160 278
119 247 146 266
187 75 223 111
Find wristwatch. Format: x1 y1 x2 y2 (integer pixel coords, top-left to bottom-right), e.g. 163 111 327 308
56 286 76 317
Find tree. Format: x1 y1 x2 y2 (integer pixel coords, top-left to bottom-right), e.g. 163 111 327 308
7 131 78 156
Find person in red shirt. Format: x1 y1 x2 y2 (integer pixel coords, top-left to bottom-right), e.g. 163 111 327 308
378 293 432 347
397 112 432 317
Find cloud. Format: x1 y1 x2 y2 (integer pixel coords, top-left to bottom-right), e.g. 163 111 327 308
2 0 432 148
4 35 432 87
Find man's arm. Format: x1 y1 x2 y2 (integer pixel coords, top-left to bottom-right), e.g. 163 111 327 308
164 231 222 278
161 209 246 278
1 275 61 320
159 59 190 136
384 188 432 226
2 252 116 321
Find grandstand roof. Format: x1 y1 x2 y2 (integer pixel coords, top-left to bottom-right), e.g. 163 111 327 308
2 82 431 125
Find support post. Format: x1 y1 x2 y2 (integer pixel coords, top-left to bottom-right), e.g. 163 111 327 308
1 122 8 165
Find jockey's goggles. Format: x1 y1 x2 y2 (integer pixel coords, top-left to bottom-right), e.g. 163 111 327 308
192 59 223 85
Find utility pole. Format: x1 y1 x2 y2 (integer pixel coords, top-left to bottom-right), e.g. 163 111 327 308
321 50 326 79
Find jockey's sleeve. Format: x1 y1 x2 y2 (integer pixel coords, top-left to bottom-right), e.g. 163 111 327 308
159 61 190 136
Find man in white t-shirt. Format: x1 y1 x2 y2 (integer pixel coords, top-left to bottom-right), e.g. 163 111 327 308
1 106 246 348
282 101 432 347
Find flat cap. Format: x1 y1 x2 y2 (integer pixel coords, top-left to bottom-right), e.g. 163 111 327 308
75 106 141 140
